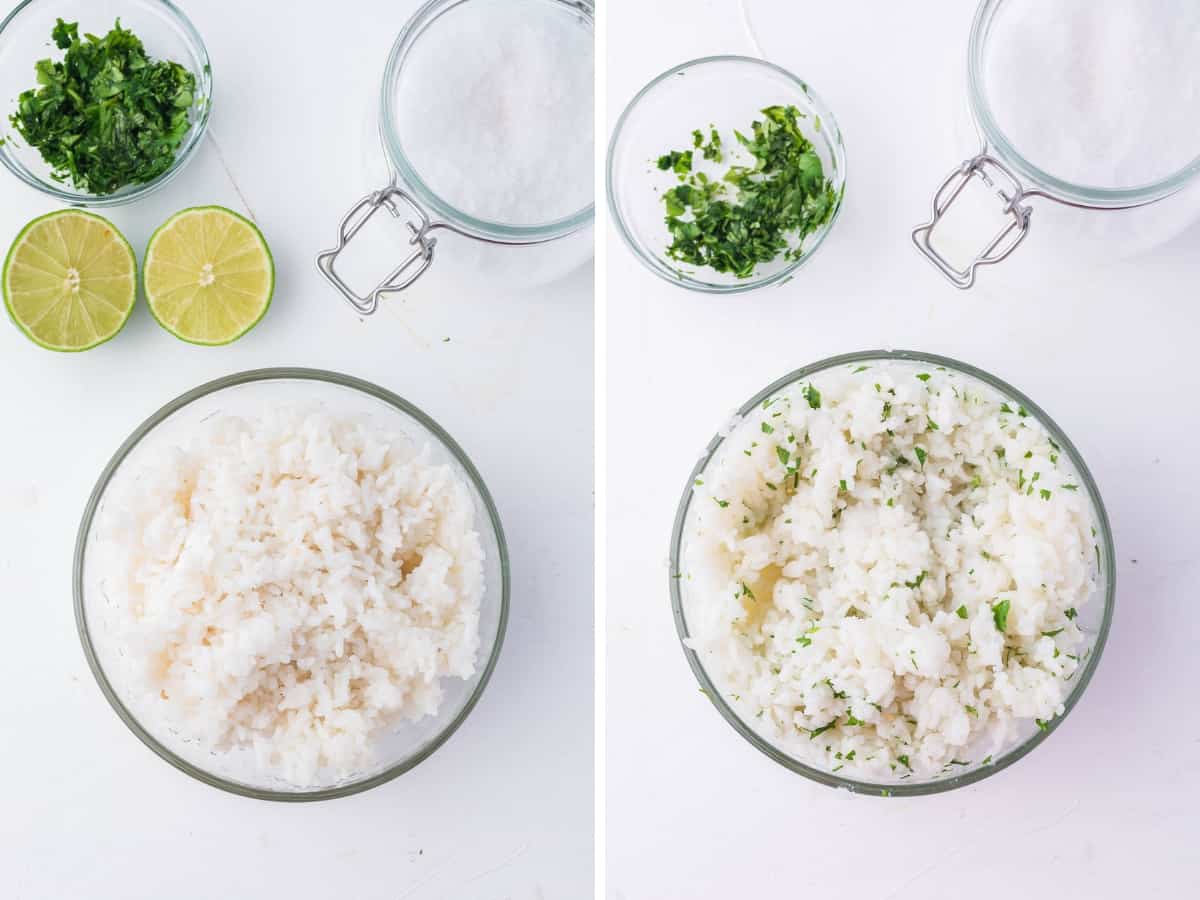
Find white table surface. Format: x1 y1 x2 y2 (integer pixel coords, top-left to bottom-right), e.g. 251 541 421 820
606 1 1200 897
0 2 593 898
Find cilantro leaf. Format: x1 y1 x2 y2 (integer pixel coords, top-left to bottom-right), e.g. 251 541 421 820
992 598 1011 632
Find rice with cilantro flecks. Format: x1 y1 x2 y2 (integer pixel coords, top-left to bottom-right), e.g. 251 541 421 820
93 408 484 786
681 361 1098 781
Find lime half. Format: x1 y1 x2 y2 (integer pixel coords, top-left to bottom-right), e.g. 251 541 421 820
3 210 137 352
143 206 274 345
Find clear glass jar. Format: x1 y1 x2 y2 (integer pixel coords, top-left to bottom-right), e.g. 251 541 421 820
318 0 595 315
913 0 1200 288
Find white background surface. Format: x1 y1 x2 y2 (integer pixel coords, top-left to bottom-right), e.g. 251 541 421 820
0 1 593 898
606 1 1200 898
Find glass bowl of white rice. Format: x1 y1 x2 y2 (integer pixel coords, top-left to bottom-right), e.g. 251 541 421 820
74 369 508 801
670 350 1115 796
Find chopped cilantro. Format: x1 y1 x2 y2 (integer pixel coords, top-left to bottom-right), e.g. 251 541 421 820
808 719 838 740
9 19 199 194
657 105 838 278
992 598 1011 632
657 149 693 176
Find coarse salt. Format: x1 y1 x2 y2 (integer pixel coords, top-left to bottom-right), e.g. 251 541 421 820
393 0 593 226
984 0 1200 188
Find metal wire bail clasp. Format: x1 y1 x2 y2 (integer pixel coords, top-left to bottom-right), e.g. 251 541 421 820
316 185 437 315
912 153 1033 289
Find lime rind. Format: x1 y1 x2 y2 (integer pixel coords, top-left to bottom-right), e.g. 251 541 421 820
2 210 137 352
143 205 274 346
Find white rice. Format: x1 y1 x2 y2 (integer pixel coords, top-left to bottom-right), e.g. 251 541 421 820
94 408 484 786
681 361 1098 781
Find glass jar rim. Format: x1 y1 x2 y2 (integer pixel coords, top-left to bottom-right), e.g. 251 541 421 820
669 349 1117 797
73 367 511 802
378 0 595 244
968 0 1200 209
0 0 213 208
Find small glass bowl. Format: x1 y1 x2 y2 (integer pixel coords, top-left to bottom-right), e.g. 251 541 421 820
74 369 509 801
0 0 212 207
607 55 846 294
669 350 1116 796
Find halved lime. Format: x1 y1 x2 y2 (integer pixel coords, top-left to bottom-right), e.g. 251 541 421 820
143 206 274 345
2 210 137 352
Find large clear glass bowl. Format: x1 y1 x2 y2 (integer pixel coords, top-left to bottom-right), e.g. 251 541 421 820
607 55 847 294
0 0 212 206
670 350 1115 796
74 369 509 801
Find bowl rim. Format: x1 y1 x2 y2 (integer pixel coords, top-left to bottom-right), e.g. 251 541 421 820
379 0 595 243
0 0 213 207
668 349 1117 797
606 53 847 294
72 367 511 802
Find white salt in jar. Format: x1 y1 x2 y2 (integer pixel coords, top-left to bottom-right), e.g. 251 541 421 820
318 0 594 314
914 0 1200 288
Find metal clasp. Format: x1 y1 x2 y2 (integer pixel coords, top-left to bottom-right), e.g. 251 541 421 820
912 153 1033 289
316 186 437 315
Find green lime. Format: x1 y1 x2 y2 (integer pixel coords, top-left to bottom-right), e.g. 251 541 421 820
143 206 274 345
2 210 137 351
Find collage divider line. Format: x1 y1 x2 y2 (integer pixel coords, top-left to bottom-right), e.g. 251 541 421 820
593 0 608 894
